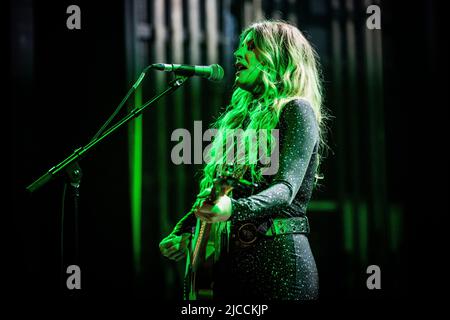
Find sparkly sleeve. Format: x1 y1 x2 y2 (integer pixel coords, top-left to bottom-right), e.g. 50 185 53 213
230 99 319 222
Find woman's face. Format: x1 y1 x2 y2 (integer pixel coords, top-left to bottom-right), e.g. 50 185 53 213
234 32 263 94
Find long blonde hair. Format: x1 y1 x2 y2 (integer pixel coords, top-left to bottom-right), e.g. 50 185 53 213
198 20 327 197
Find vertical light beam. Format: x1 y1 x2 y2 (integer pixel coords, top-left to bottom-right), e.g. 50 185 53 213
129 86 143 275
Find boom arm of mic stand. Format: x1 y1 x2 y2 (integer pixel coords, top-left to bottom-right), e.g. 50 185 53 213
26 75 190 193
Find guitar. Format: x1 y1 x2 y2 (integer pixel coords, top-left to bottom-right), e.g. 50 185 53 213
184 168 255 300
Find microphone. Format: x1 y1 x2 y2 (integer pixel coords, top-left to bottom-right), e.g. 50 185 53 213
151 63 224 81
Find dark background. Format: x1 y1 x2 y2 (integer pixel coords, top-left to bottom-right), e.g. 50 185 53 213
8 0 447 308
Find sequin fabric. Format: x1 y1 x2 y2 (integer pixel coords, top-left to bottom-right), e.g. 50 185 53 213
173 99 320 300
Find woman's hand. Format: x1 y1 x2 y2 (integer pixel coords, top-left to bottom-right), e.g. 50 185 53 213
195 195 232 223
159 233 191 261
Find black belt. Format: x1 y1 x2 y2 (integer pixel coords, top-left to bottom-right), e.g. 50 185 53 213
230 216 310 249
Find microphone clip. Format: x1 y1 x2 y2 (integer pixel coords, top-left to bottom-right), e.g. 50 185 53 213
168 75 189 88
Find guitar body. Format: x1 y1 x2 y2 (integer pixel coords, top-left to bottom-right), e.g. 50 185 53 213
183 169 255 300
184 220 216 300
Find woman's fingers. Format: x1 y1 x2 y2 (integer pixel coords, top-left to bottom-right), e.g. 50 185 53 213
163 247 182 259
181 233 191 240
159 233 192 259
195 212 214 223
159 234 176 248
160 241 174 250
197 203 214 213
164 240 184 253
195 205 221 223
160 233 188 248
168 248 187 260
165 245 178 255
171 250 187 261
174 253 187 262
195 203 215 217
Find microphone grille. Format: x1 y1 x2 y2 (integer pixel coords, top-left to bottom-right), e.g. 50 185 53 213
209 64 224 82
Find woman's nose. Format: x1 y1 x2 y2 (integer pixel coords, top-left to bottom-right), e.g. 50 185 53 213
234 48 243 60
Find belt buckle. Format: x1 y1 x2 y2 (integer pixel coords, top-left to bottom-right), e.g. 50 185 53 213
237 223 258 247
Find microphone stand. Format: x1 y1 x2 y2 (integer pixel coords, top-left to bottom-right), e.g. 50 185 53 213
26 75 189 193
61 161 82 284
26 73 190 288
26 74 188 280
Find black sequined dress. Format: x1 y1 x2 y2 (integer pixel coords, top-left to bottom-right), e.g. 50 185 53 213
173 99 320 300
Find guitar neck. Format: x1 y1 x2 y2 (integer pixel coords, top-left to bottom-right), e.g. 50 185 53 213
191 220 212 271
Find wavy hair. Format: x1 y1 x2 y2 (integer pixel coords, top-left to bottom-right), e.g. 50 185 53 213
196 20 327 199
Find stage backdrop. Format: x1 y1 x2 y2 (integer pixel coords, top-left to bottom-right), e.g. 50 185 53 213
11 0 412 300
